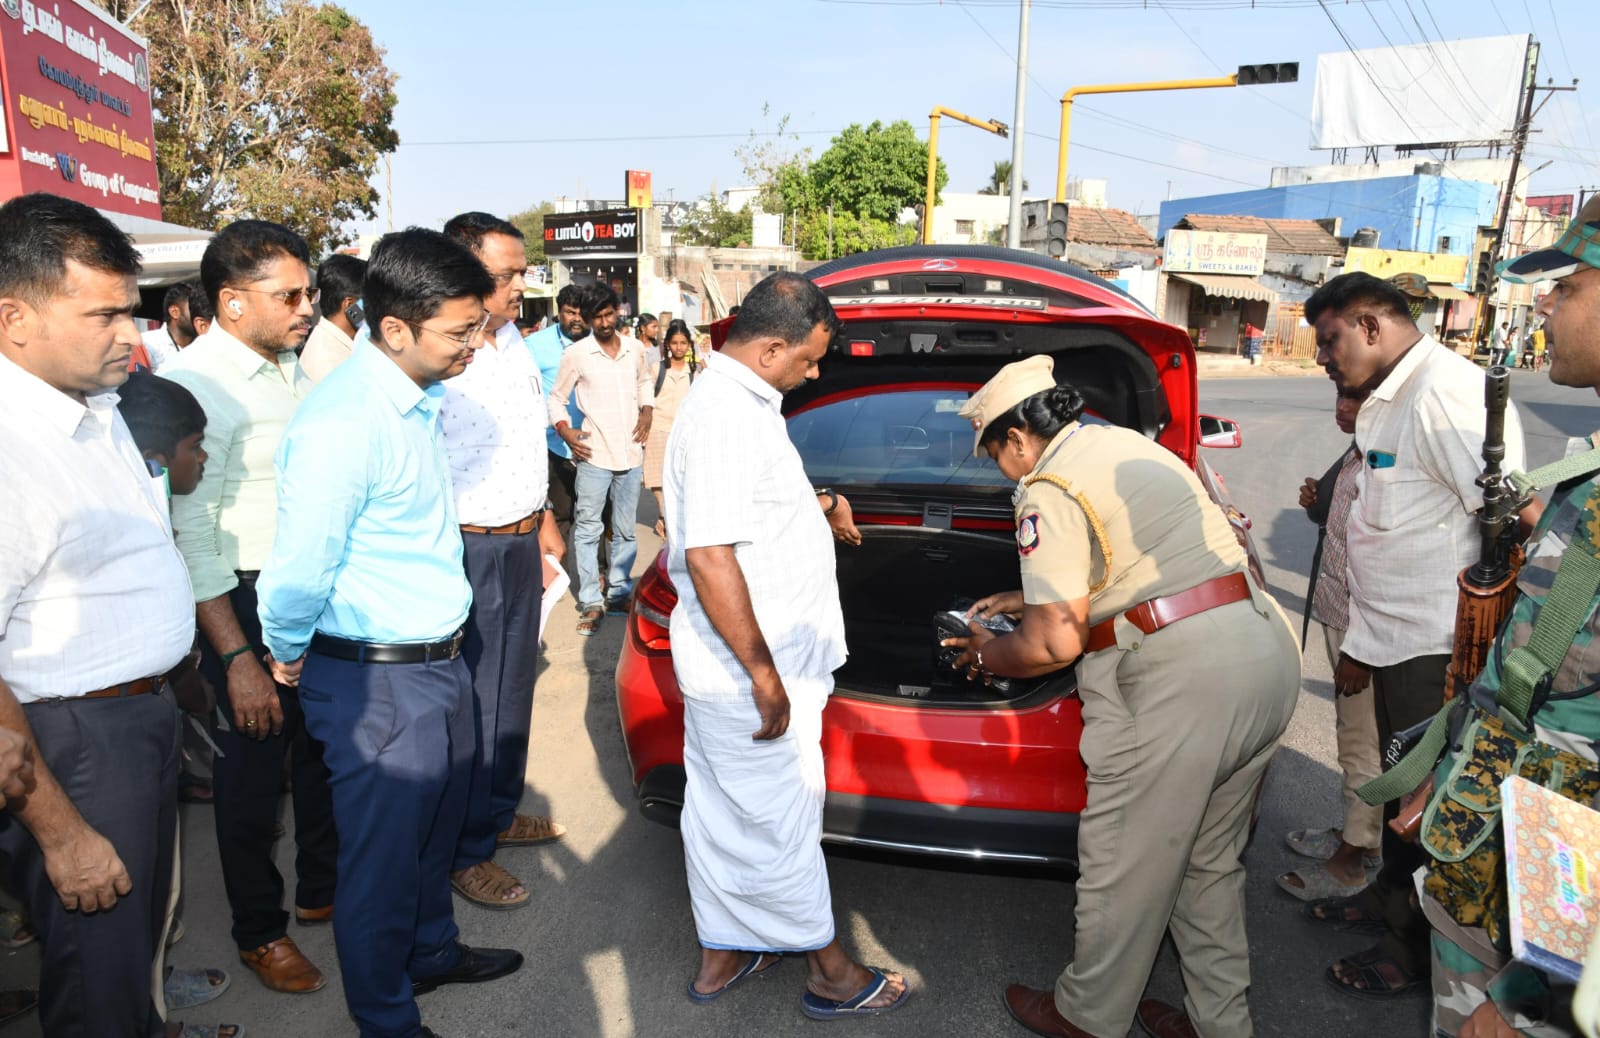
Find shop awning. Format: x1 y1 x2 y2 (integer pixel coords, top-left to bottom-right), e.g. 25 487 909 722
1428 284 1473 301
1169 271 1278 303
100 210 214 288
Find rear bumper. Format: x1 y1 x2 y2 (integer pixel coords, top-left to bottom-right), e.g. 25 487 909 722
636 765 1079 868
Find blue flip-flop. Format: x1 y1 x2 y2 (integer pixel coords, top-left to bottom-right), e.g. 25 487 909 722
686 952 781 1003
800 966 910 1020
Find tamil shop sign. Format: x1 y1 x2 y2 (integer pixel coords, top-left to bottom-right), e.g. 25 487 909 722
1164 230 1268 277
543 208 641 256
0 0 160 218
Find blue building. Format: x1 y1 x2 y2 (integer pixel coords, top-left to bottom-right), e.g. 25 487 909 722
1157 175 1498 259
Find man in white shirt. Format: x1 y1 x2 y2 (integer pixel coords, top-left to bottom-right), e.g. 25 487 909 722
665 272 907 1020
548 282 654 634
0 193 197 1035
1309 271 1529 1000
141 281 200 371
299 254 367 383
440 213 567 911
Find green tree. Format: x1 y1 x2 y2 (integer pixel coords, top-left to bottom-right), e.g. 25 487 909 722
91 0 397 253
676 194 755 248
510 201 556 266
809 120 945 224
978 159 1028 195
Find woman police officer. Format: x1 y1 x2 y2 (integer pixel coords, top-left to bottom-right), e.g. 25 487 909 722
941 356 1300 1038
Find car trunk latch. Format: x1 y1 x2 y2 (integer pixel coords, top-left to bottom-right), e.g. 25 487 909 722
923 502 954 530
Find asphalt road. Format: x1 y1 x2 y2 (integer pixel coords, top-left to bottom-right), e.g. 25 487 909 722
0 368 1592 1038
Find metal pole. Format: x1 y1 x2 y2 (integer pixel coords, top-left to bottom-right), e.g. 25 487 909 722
1006 0 1030 249
1476 39 1540 347
923 114 942 245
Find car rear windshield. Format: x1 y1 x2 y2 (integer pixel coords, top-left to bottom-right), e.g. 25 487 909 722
788 386 1106 490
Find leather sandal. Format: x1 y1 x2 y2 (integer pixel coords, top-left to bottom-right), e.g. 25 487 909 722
497 813 566 846
576 608 602 637
450 861 530 910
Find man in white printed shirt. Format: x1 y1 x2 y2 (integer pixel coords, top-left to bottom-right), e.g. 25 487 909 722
0 193 197 1035
665 272 908 1020
439 213 568 910
547 281 654 635
1309 271 1530 1000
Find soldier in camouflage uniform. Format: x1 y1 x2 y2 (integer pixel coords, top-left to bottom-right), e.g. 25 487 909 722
1425 195 1600 1037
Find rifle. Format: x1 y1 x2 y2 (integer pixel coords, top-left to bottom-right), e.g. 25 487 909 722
1391 365 1525 837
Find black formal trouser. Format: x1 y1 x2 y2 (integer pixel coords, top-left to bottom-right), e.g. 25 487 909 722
453 528 543 871
546 451 577 532
0 691 179 1037
201 576 338 950
1362 652 1450 976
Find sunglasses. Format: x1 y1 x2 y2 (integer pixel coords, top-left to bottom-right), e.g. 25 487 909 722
234 285 321 308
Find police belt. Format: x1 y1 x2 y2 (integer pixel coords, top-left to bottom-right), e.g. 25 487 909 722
1082 572 1251 654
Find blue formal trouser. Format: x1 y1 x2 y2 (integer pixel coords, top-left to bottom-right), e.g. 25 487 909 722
573 460 641 611
299 651 474 1038
0 692 179 1038
454 528 543 871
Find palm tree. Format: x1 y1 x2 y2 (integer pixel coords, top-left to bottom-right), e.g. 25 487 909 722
978 160 1029 195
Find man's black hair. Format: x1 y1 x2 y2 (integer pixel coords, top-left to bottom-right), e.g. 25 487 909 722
579 281 619 320
187 282 215 322
1304 271 1414 327
117 371 207 457
162 282 191 315
555 284 583 311
441 211 525 255
200 220 311 305
725 271 841 349
316 254 367 319
0 193 141 306
364 228 493 345
514 317 537 334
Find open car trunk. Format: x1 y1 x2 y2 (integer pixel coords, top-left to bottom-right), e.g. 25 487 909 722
832 526 1075 706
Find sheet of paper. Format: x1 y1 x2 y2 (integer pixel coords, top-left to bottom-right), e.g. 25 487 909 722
539 554 570 644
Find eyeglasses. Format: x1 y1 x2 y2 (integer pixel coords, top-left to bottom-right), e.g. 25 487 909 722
406 310 492 349
487 268 526 288
234 285 321 308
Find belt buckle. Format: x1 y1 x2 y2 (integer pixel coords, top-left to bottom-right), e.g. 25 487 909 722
446 628 465 659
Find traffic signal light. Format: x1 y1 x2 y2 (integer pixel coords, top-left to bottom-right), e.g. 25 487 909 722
1046 202 1069 259
1474 251 1494 296
1236 62 1299 85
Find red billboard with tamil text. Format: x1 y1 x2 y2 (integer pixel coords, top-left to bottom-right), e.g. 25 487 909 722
0 0 159 219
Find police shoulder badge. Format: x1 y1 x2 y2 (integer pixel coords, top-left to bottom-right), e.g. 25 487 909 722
1017 512 1042 555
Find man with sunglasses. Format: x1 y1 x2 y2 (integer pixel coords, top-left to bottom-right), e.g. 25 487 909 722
438 213 566 913
163 220 337 997
258 227 524 1038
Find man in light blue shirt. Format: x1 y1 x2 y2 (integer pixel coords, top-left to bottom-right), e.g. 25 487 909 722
524 283 586 530
257 228 523 1038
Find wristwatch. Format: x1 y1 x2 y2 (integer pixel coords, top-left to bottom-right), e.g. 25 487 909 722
816 487 839 516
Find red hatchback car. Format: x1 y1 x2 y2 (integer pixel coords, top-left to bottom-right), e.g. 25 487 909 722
615 245 1256 867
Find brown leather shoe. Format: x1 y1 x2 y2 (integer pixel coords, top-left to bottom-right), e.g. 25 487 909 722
239 935 326 993
294 904 333 926
1003 985 1097 1038
1135 999 1200 1038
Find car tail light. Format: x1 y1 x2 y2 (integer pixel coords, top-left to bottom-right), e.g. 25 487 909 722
631 559 677 656
849 340 875 357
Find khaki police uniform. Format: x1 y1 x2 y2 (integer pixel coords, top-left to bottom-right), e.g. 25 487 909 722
1015 421 1300 1038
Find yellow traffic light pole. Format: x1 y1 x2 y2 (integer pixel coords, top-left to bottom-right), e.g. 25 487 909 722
924 106 1009 244
1055 75 1239 203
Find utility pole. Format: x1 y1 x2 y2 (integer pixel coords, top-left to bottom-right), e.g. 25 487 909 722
383 153 393 232
827 203 834 260
1005 0 1030 249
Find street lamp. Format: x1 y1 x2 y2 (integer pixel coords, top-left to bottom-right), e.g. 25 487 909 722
924 106 1009 245
1050 63 1298 255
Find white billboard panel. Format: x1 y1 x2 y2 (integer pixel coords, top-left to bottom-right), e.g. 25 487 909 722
1310 34 1529 150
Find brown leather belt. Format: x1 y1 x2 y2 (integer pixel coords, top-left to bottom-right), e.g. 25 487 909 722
82 677 160 699
460 510 543 536
1083 572 1252 655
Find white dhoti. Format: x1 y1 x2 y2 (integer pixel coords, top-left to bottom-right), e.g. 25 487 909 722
681 678 834 953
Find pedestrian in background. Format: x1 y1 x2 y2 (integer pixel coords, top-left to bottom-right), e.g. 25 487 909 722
1279 384 1382 900
163 220 336 998
0 192 195 1036
644 318 698 539
299 254 367 384
258 228 524 1038
525 283 587 538
142 282 200 372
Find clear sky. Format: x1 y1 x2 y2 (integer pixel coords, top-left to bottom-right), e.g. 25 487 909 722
335 0 1598 240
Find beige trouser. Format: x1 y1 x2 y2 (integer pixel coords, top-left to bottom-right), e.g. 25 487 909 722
1055 592 1300 1038
1322 624 1383 850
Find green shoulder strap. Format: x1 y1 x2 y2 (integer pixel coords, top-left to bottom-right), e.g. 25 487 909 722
1508 446 1600 500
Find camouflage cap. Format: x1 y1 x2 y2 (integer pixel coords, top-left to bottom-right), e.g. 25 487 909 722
1498 194 1600 284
